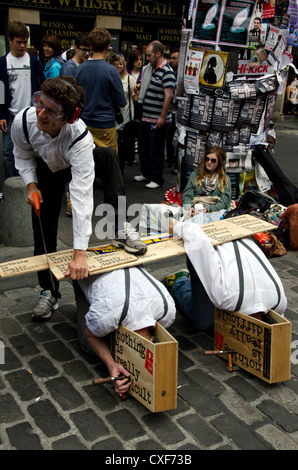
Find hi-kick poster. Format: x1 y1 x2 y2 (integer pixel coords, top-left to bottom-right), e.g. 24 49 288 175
192 0 257 47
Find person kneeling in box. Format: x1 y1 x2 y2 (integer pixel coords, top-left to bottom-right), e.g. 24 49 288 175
162 221 287 331
74 266 176 397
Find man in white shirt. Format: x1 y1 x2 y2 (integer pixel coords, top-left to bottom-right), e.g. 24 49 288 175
162 221 287 331
74 266 176 397
11 76 95 320
0 21 44 179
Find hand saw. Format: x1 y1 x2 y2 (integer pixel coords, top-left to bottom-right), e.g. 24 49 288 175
33 191 57 294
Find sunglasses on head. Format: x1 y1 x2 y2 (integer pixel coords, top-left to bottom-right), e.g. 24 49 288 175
205 156 217 163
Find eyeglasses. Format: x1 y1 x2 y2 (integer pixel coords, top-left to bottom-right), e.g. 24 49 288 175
78 47 91 53
32 91 64 120
205 156 217 163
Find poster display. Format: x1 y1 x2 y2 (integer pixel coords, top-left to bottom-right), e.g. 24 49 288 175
184 47 204 94
219 0 257 46
192 0 257 47
199 50 229 87
193 0 223 44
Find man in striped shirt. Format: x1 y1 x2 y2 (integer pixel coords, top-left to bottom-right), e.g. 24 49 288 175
135 41 176 189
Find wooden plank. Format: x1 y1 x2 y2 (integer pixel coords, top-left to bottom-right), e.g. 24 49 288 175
0 215 277 280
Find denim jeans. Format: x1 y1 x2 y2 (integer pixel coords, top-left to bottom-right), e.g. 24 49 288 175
2 113 19 179
138 121 170 186
173 257 215 331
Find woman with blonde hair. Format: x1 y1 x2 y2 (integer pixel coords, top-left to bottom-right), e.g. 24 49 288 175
182 146 231 213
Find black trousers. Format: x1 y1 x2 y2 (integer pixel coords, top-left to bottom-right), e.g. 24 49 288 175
117 128 136 173
33 147 126 297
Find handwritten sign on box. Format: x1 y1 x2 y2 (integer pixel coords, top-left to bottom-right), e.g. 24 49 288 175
214 308 291 383
111 323 178 412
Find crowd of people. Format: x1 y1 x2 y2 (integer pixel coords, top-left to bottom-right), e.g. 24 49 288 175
0 21 288 397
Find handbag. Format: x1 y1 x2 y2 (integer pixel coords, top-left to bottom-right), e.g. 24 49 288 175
238 189 276 212
114 103 123 125
123 75 139 136
252 231 287 258
134 102 143 122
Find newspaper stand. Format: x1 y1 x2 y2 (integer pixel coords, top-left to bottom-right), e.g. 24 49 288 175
214 308 291 383
111 323 178 412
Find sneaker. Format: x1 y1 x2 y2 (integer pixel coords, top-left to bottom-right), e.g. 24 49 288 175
32 290 59 320
161 269 190 288
112 222 147 255
134 175 147 182
66 191 72 216
146 181 161 189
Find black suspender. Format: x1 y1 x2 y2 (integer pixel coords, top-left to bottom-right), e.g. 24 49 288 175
232 241 245 312
68 128 88 150
22 107 88 151
119 268 131 325
138 267 169 320
233 239 281 312
22 107 31 145
118 267 169 326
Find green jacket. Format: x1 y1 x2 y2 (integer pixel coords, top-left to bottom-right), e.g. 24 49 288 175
182 170 232 212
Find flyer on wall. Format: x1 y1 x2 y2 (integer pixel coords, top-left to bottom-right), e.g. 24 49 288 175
219 0 258 46
192 0 257 47
192 0 223 44
184 47 205 94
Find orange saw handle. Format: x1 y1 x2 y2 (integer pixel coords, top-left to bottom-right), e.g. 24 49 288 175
33 191 40 218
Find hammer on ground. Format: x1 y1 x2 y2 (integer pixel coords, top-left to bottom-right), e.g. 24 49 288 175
204 349 236 372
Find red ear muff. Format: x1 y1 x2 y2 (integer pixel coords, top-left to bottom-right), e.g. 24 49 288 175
68 107 80 124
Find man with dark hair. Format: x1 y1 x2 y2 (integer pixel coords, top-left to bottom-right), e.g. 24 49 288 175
135 40 176 188
249 17 262 43
75 27 126 153
11 76 95 320
170 49 180 74
60 32 91 77
0 21 44 179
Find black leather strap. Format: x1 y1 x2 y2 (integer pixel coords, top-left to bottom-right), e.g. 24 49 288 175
232 241 245 312
138 266 168 319
22 107 31 145
119 268 130 324
239 239 281 310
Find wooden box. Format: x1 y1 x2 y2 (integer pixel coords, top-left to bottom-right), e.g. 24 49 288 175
111 323 178 412
214 308 292 383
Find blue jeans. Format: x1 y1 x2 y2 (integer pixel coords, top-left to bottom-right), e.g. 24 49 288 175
2 113 19 179
138 121 170 186
173 257 215 330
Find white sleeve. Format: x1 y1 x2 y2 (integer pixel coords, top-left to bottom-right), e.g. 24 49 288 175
67 133 95 250
11 111 38 185
173 221 230 307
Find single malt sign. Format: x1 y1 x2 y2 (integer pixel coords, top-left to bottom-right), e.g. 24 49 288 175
214 308 292 383
111 323 178 412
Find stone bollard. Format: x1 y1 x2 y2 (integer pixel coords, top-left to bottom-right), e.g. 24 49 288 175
0 176 33 246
